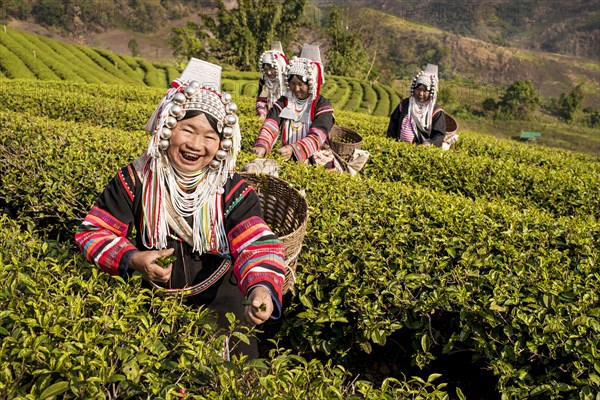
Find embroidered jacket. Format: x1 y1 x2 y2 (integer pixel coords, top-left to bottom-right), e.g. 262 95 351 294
256 79 283 119
386 98 446 147
75 164 286 313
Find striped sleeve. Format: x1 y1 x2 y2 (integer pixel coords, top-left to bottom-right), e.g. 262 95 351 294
256 98 268 118
254 98 285 153
290 95 335 162
224 174 286 316
74 166 138 276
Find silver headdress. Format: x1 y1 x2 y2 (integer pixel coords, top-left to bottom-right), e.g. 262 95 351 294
285 44 325 120
145 58 241 177
259 41 287 73
408 64 439 133
410 63 439 99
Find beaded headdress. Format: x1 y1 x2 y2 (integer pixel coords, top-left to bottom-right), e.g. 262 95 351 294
258 41 288 79
410 63 438 99
145 58 241 177
285 44 325 120
141 58 242 253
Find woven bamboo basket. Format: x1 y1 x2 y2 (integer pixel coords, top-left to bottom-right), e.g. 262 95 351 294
239 172 308 294
445 113 458 135
329 125 363 161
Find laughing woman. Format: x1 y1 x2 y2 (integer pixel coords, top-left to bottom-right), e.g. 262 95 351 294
75 58 286 359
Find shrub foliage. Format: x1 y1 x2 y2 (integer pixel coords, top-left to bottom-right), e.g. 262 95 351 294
0 50 599 399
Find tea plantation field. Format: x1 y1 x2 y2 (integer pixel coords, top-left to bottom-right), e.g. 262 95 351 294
1 27 599 400
0 26 400 117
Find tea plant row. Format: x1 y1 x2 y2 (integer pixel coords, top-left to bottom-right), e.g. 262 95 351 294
0 27 402 116
0 215 449 399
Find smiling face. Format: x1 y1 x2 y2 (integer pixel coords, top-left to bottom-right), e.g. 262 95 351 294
166 113 221 173
414 84 431 102
288 75 310 100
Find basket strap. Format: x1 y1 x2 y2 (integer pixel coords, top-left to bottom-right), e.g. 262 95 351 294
148 258 232 297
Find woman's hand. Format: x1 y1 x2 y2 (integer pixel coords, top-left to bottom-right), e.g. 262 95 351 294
276 145 293 161
252 147 266 157
129 248 175 283
243 286 274 325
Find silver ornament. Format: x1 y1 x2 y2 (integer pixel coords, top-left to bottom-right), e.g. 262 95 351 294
172 92 186 104
170 104 183 118
215 149 228 161
209 159 221 170
158 139 170 151
165 116 178 128
220 138 233 150
221 92 232 103
225 114 238 126
189 80 201 89
226 102 237 114
222 126 234 138
160 127 173 140
184 85 197 98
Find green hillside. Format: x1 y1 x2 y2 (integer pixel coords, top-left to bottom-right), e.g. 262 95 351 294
317 0 600 61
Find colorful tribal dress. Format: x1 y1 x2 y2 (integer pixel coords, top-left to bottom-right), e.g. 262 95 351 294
75 159 286 316
386 98 446 147
254 95 342 169
256 45 287 118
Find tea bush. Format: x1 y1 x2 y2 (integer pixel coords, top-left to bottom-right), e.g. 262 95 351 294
1 75 598 398
0 217 451 399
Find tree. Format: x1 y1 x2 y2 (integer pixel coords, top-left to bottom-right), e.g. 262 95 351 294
170 22 207 62
326 7 370 79
277 0 306 50
33 0 65 27
174 0 305 71
556 83 584 122
128 38 140 57
497 79 539 119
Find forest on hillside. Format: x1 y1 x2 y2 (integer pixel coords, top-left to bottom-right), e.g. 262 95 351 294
317 0 600 60
2 0 598 61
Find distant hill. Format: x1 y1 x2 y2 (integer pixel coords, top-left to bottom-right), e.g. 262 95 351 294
317 0 600 60
347 8 600 106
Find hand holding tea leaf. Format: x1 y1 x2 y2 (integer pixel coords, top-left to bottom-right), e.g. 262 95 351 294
129 248 175 283
243 286 273 326
242 299 267 311
155 255 177 268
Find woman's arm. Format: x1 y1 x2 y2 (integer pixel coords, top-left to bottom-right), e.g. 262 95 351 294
386 102 403 140
224 175 286 318
429 108 447 147
256 79 268 119
253 97 286 154
74 166 139 276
